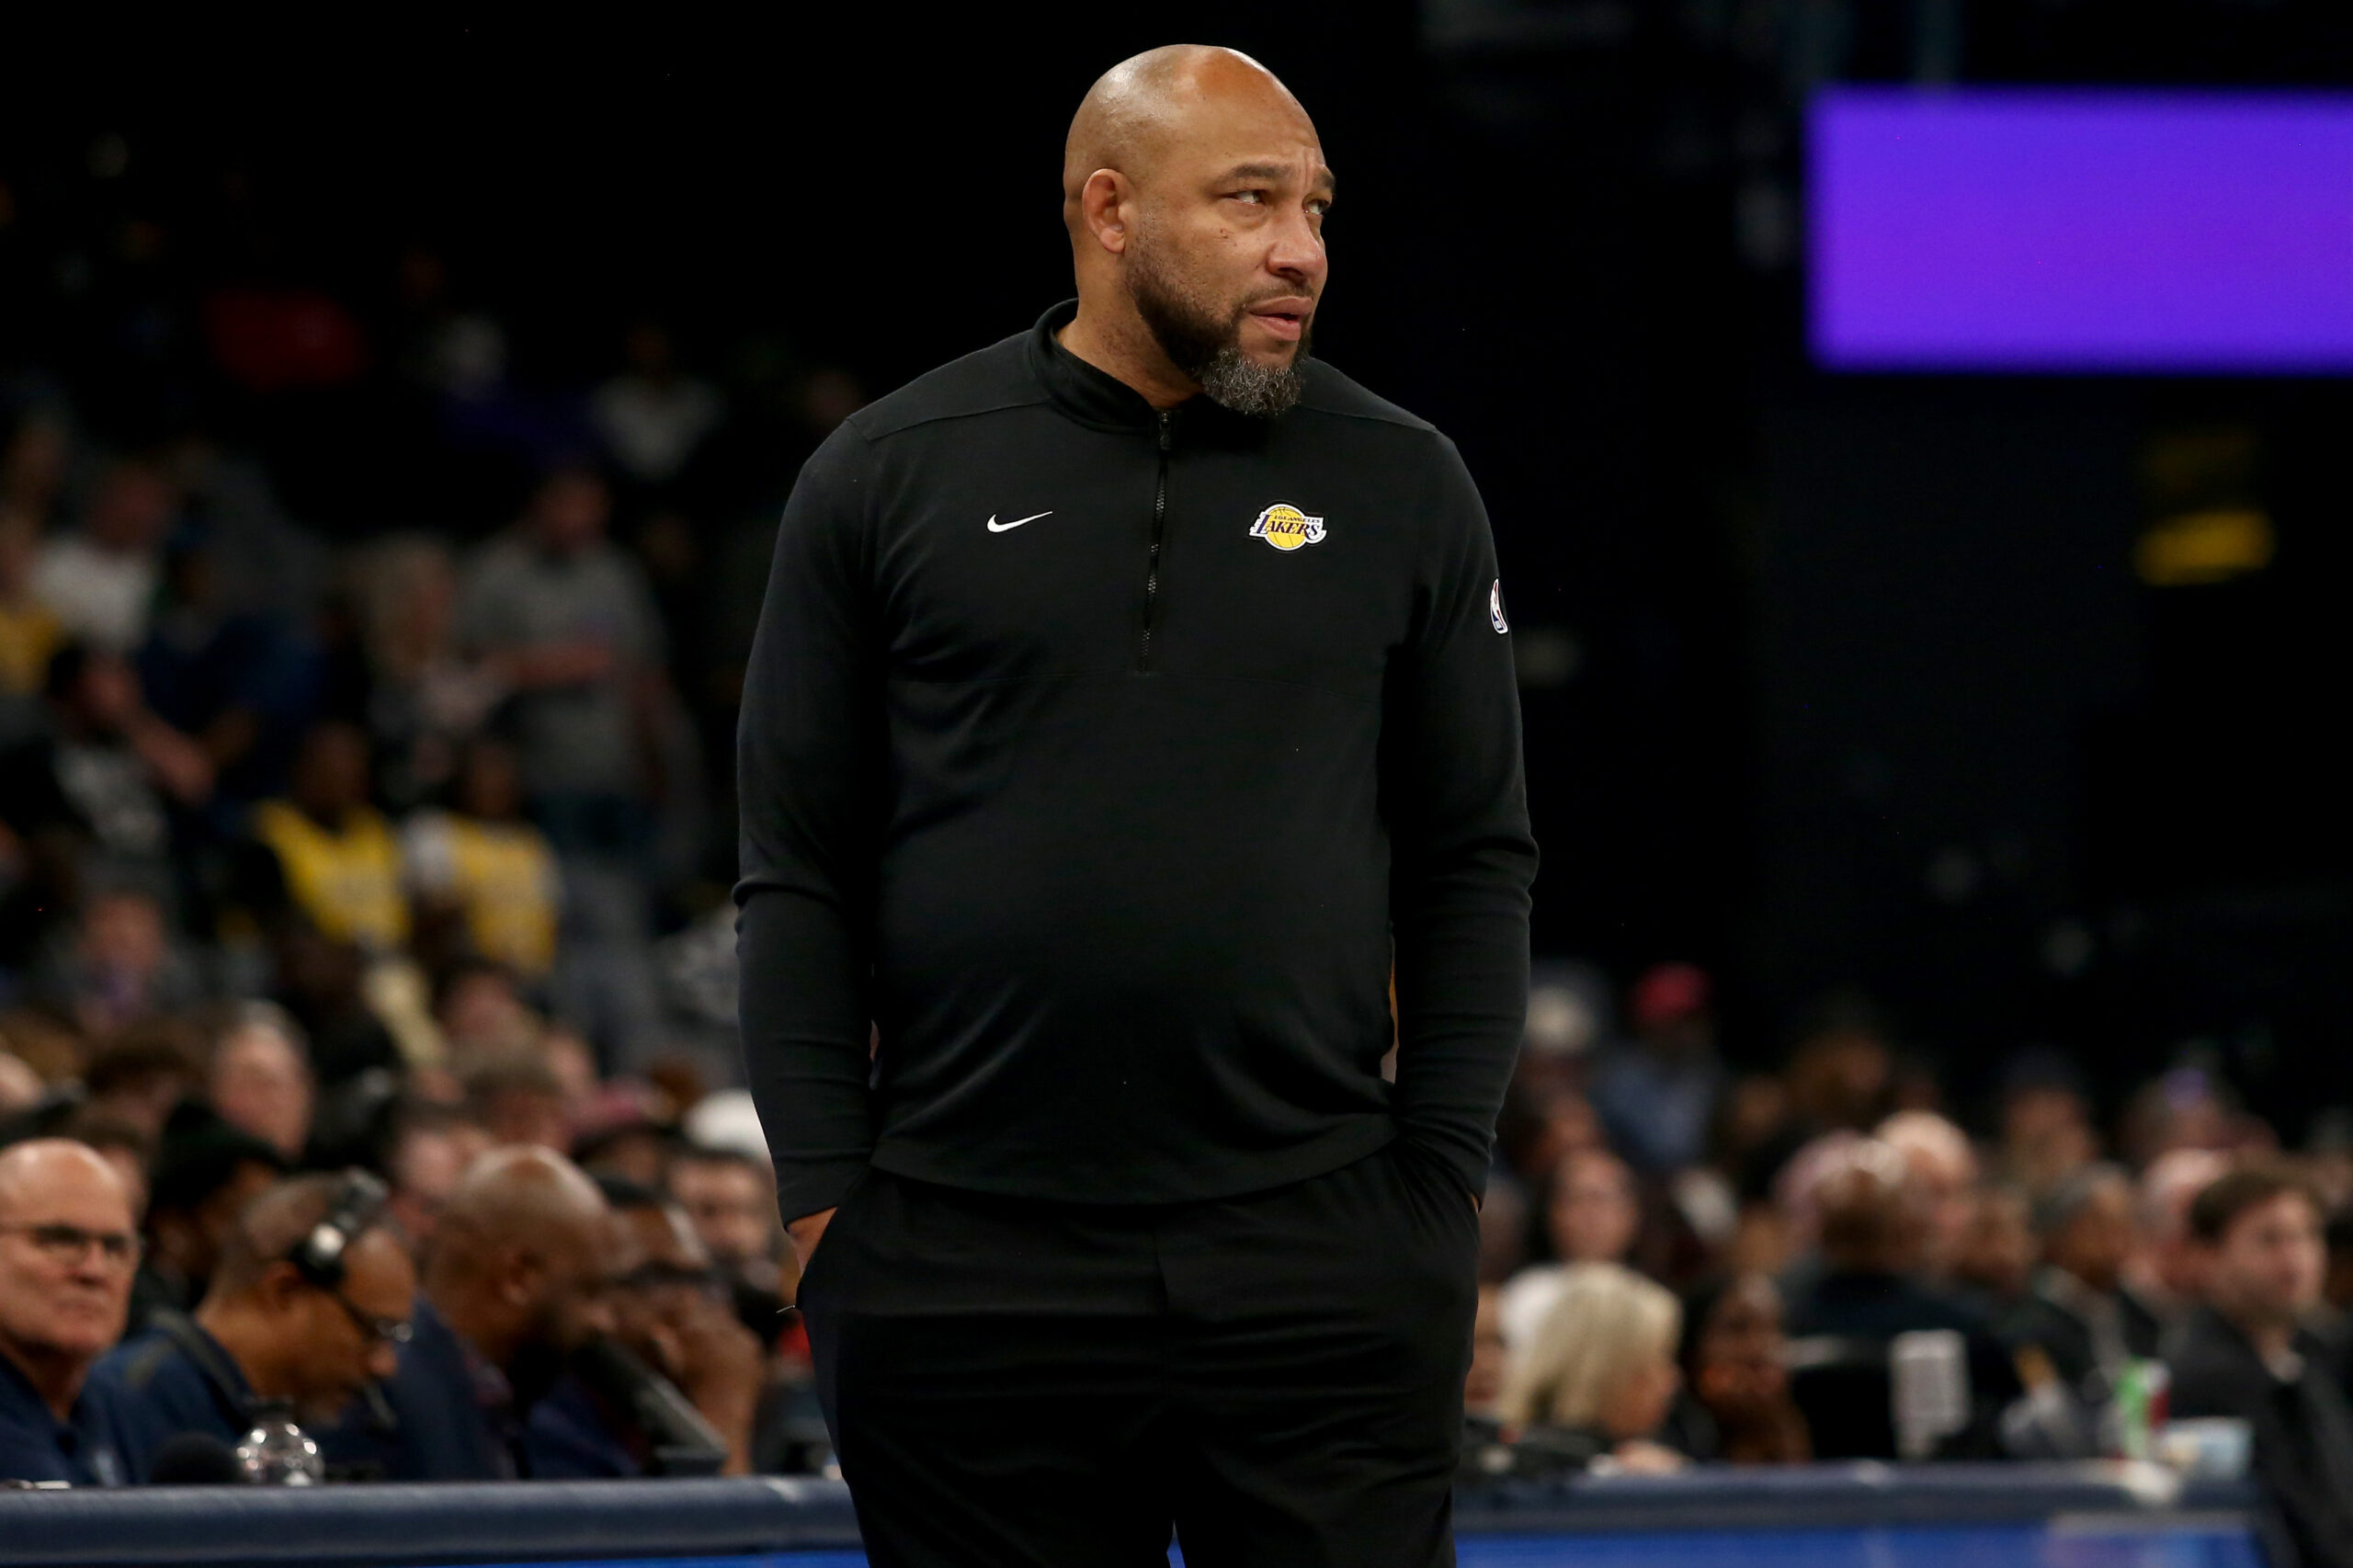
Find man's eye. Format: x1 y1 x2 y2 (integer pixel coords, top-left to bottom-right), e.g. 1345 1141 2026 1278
1308 199 1331 218
1228 189 1265 205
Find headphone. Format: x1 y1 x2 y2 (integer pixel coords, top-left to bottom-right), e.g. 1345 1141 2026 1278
289 1169 392 1288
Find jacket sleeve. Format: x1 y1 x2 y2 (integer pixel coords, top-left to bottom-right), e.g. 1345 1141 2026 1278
734 425 887 1223
1383 434 1539 1198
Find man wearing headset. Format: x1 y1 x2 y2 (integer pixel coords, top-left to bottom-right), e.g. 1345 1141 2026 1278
93 1170 415 1481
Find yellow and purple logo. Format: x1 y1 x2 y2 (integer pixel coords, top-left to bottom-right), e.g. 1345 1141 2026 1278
1248 502 1326 551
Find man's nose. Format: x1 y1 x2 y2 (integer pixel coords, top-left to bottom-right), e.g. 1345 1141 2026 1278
1266 212 1325 286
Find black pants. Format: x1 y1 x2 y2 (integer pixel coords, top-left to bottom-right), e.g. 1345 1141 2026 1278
797 1142 1480 1568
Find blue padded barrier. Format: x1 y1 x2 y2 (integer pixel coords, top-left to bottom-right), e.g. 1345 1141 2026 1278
0 1464 2261 1568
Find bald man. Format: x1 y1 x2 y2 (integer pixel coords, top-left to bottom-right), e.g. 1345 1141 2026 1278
738 44 1535 1564
0 1140 139 1484
316 1146 618 1480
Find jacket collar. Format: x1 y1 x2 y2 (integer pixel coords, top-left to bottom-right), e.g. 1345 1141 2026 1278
1024 301 1268 449
1027 301 1157 433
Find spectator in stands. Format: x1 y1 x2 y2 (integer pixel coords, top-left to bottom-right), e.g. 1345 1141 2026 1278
1997 1056 2097 1201
1499 1146 1640 1348
462 1051 572 1153
0 415 69 542
207 1006 314 1161
354 536 502 813
135 524 319 811
0 644 211 947
665 1141 787 1322
382 1100 490 1253
0 506 62 704
1784 1018 1893 1136
267 922 404 1090
0 1139 138 1484
1779 1138 2018 1458
457 466 665 856
1667 1273 1809 1464
95 1172 415 1479
1590 962 1723 1175
28 886 205 1041
2000 1163 2160 1396
666 1142 776 1282
2130 1148 2230 1324
2116 1066 2236 1172
404 738 562 983
526 1177 761 1477
572 1090 669 1188
243 722 409 956
74 1028 202 1141
434 957 540 1060
2169 1165 2353 1568
318 1146 619 1479
1950 1183 2037 1312
32 460 176 652
1500 1263 1685 1474
1878 1110 1979 1284
590 322 724 496
131 1120 289 1334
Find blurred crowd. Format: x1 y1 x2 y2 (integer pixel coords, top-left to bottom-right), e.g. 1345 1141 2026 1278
1465 962 2353 1566
3 124 2349 1568
0 178 858 1489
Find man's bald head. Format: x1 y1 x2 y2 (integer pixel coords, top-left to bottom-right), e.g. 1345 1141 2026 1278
0 1139 138 1382
433 1145 608 1271
0 1138 131 1217
1063 46 1310 221
1058 45 1331 416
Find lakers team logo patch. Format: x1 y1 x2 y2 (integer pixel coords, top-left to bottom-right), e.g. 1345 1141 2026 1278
1249 503 1326 551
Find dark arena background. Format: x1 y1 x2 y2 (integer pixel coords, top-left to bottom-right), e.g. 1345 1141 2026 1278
4 6 2351 1565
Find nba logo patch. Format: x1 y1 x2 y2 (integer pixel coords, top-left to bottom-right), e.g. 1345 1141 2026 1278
1249 503 1326 551
1489 578 1509 633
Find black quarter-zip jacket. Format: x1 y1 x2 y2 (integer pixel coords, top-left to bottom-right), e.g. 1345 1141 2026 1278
736 302 1537 1223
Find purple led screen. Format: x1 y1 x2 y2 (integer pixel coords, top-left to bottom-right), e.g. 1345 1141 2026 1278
1810 90 2353 371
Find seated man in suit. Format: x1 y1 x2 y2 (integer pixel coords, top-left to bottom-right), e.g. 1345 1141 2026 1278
2000 1163 2162 1397
2168 1165 2353 1568
318 1146 617 1479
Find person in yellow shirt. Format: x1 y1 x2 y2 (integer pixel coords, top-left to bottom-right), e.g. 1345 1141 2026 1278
0 506 63 699
403 738 562 982
244 722 410 954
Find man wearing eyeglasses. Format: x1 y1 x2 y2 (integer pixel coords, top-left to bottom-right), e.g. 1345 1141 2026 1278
0 1139 140 1485
93 1173 416 1481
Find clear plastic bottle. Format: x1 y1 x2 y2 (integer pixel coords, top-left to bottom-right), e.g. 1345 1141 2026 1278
236 1403 325 1485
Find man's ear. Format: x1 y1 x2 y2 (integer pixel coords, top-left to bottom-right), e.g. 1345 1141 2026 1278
500 1246 547 1308
1080 169 1133 256
256 1259 308 1312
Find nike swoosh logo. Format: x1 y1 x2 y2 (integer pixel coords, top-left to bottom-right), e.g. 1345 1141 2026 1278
987 511 1052 532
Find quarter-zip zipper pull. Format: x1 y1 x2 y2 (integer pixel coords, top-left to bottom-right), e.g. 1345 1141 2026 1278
1140 412 1174 672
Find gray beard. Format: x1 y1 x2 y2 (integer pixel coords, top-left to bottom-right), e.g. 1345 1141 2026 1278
1129 246 1308 419
1195 347 1306 419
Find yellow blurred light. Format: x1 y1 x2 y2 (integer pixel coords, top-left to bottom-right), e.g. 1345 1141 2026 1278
2132 507 2275 587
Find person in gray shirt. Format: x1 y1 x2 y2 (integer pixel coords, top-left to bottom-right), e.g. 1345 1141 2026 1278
456 467 664 853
